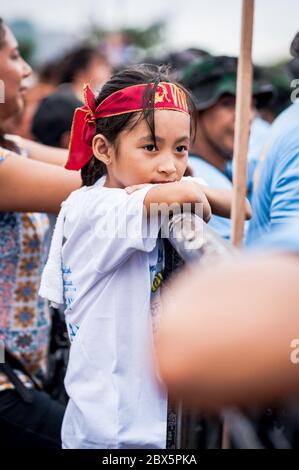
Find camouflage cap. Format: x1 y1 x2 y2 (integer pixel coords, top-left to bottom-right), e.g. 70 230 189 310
181 55 273 111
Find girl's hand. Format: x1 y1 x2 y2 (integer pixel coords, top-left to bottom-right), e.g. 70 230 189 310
125 183 150 194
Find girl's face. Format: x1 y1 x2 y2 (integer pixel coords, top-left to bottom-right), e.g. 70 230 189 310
0 25 32 123
100 109 191 188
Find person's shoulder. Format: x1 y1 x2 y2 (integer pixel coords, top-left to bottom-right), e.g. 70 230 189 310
265 106 299 161
269 104 299 141
86 180 126 199
72 180 128 217
268 124 299 161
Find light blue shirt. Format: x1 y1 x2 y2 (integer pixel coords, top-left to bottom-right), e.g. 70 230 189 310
247 103 299 246
248 116 270 164
225 117 270 201
189 155 232 240
250 221 299 254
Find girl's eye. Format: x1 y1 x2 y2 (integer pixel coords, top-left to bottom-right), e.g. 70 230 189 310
144 144 157 152
176 145 188 153
10 52 20 60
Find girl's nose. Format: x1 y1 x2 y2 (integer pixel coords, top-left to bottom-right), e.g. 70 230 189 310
158 156 176 176
22 59 32 79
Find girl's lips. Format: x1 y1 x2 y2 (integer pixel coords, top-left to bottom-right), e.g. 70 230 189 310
19 86 28 96
157 182 175 184
151 180 177 184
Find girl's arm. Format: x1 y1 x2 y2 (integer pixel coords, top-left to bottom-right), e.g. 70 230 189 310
143 180 212 222
126 181 251 221
24 139 68 167
0 151 81 213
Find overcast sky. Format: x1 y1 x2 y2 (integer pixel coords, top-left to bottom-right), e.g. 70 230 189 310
2 0 299 64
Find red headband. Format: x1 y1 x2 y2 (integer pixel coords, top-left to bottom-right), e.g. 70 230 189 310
65 82 189 171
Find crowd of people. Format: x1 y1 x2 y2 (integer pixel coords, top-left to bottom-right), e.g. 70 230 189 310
0 15 299 449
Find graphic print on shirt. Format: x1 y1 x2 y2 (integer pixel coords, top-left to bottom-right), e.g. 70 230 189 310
150 241 164 293
68 322 80 343
63 265 77 311
149 239 164 332
62 265 79 342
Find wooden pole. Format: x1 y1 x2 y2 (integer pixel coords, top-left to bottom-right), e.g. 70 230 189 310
231 0 255 246
223 0 255 448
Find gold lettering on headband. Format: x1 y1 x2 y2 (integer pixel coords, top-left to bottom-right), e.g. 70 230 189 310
155 83 172 104
153 82 188 112
168 83 188 112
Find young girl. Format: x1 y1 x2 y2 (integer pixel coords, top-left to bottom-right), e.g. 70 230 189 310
40 64 247 449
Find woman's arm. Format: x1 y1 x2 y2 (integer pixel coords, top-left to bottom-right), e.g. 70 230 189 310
0 151 81 213
24 139 68 167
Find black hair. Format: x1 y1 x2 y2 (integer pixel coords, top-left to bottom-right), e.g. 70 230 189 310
0 18 6 49
81 63 196 186
32 92 82 147
290 32 299 59
0 18 21 149
38 60 62 86
59 44 107 84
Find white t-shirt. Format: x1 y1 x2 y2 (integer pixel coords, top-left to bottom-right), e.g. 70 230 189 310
59 177 168 449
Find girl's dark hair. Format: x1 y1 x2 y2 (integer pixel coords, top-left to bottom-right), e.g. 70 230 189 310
0 18 6 49
81 63 196 186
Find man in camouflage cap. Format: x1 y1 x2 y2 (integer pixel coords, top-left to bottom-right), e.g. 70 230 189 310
181 55 273 240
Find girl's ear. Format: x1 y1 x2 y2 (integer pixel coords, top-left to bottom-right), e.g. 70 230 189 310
92 134 113 165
